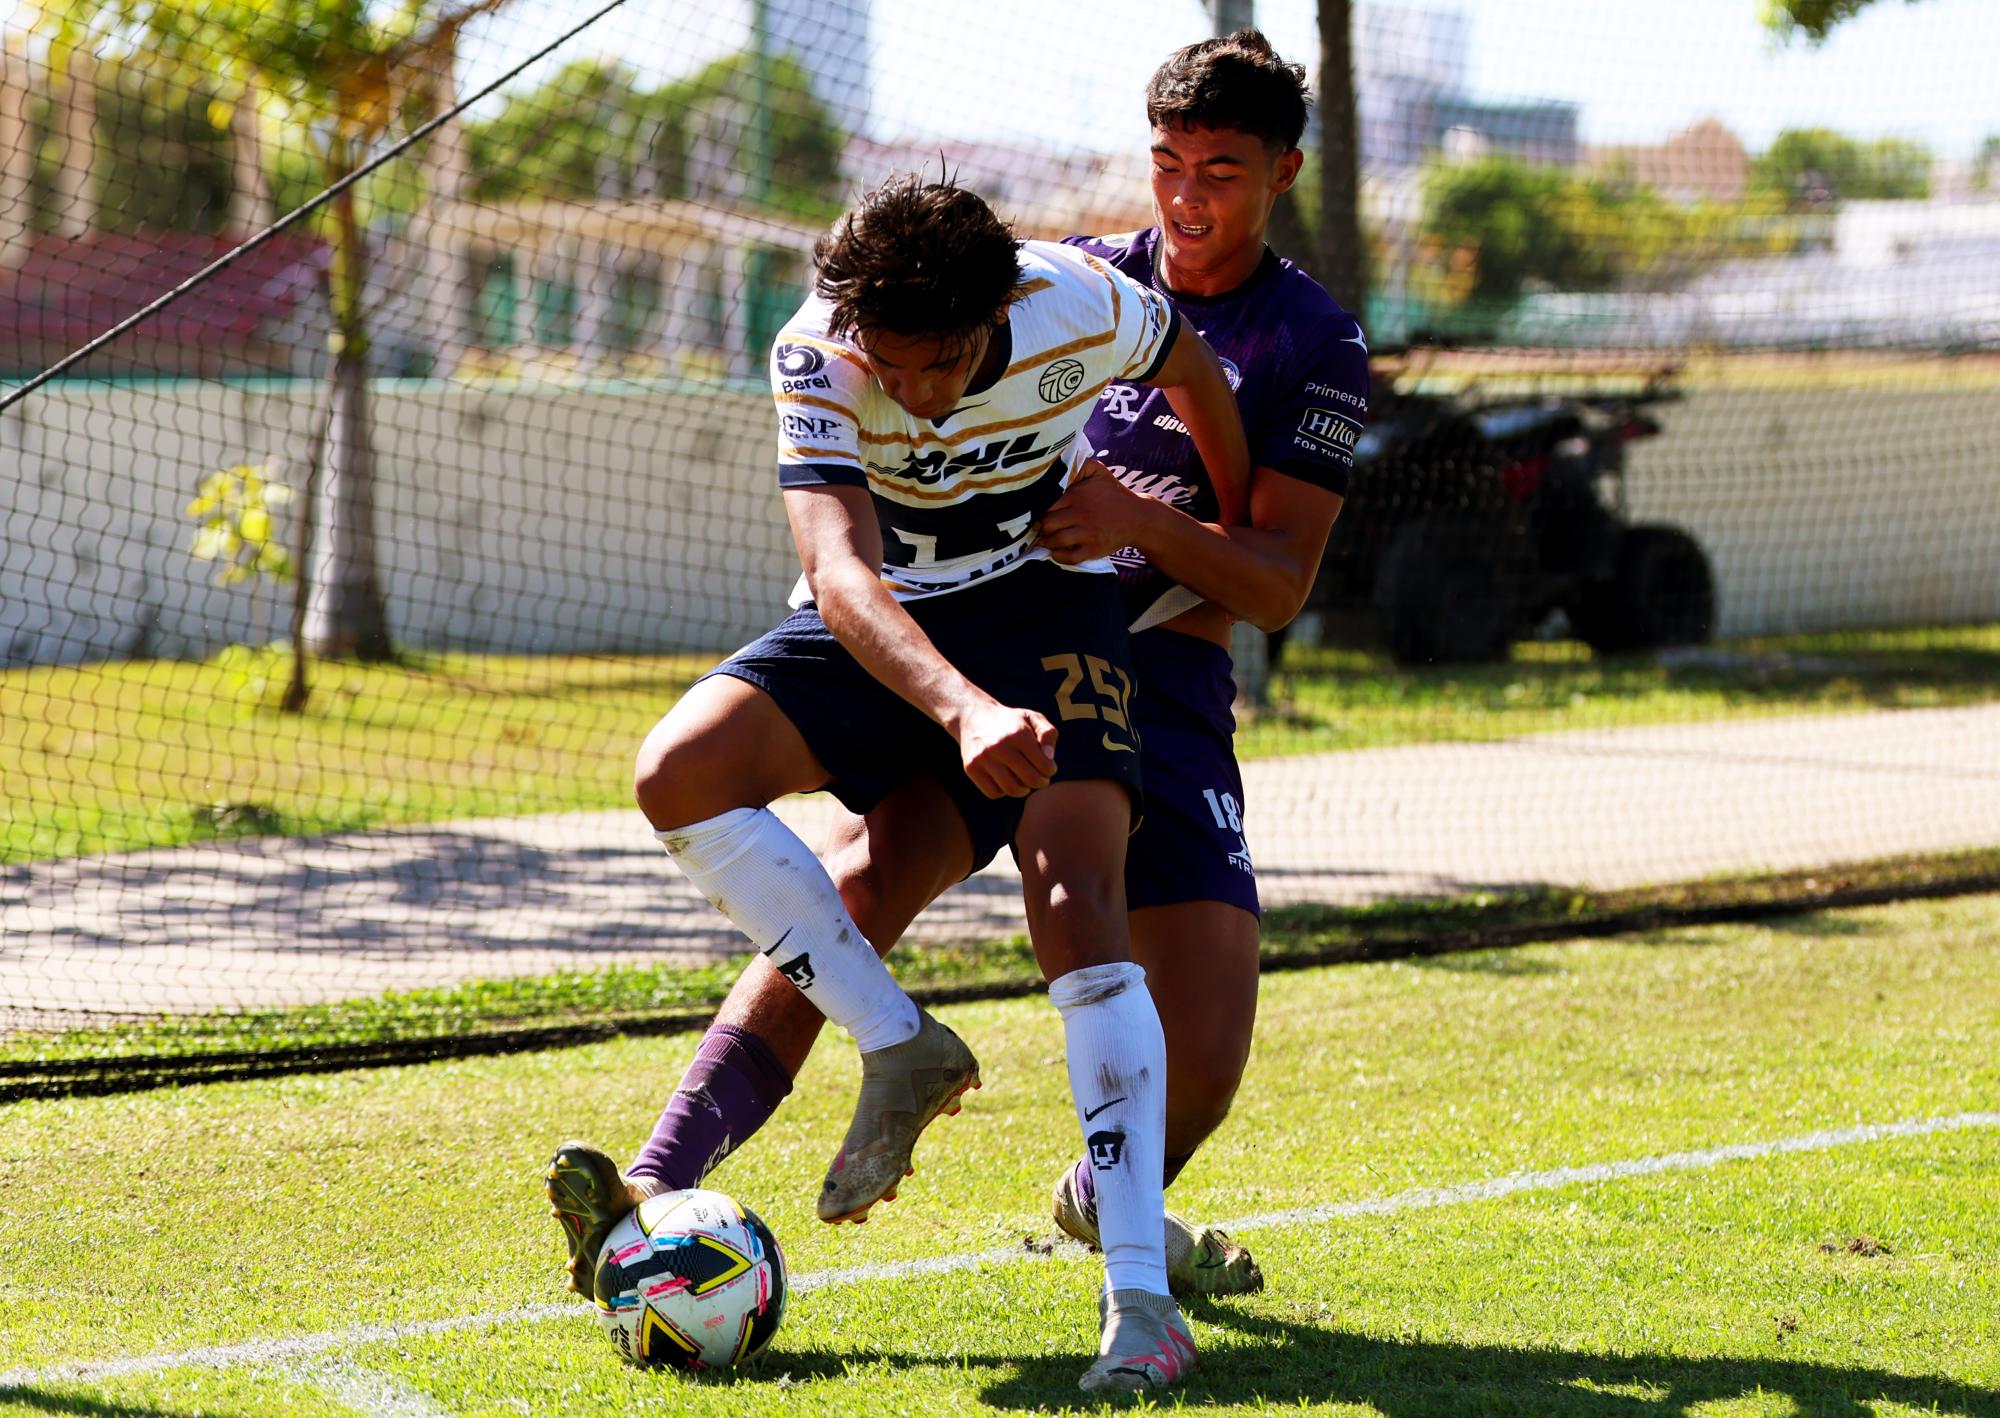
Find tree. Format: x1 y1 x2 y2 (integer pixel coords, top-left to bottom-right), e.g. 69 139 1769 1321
1760 0 1929 42
39 0 516 679
1420 159 1618 304
1752 127 1932 207
464 50 843 220
1315 0 1365 317
90 54 233 234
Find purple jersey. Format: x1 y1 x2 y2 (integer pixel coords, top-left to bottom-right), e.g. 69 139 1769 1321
1063 228 1369 629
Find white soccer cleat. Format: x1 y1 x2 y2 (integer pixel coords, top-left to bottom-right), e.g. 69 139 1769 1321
1078 1287 1199 1393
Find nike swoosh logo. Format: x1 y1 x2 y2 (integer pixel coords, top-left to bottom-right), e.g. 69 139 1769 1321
1101 735 1135 753
1083 1096 1126 1121
759 927 793 958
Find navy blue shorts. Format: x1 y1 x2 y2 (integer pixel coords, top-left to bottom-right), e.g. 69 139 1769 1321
1120 629 1258 917
955 626 1258 913
705 561 1142 862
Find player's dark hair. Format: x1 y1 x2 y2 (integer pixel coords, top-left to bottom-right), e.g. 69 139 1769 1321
1146 28 1311 154
815 174 1026 356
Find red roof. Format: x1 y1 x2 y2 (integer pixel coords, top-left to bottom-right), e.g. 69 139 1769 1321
0 230 324 375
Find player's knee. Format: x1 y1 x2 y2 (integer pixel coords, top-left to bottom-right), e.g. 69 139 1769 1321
1031 871 1126 958
633 719 711 829
632 737 676 825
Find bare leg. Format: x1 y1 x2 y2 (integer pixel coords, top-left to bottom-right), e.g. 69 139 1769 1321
1015 780 1135 979
632 673 828 828
1128 900 1260 1180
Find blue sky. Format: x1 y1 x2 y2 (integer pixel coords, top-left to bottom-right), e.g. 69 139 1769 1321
8 0 1993 159
444 0 1999 160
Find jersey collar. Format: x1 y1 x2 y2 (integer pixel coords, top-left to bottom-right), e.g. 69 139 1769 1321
1148 229 1281 306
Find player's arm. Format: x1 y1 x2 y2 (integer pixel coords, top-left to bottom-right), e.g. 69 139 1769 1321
1041 319 1368 630
1140 326 1251 526
783 484 1057 799
1038 462 1342 632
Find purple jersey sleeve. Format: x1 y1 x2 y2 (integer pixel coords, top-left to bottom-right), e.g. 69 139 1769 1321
1257 316 1369 496
1062 228 1369 624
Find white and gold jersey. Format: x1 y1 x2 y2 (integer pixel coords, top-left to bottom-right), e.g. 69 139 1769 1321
770 239 1181 600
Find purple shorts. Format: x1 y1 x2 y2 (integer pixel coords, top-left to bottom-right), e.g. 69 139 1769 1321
1118 628 1258 917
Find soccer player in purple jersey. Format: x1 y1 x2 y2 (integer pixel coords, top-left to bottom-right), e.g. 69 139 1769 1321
552 31 1362 1387
551 172 1250 1393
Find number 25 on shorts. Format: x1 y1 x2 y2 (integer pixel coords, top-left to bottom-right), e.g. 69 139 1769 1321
1040 653 1138 751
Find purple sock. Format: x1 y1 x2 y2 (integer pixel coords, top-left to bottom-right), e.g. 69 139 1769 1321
1070 1148 1194 1224
627 1024 794 1192
1070 1155 1098 1224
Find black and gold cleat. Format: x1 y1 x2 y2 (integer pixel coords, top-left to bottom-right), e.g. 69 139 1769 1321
545 1141 655 1296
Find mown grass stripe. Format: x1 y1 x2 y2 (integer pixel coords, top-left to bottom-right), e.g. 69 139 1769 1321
5 1108 1993 1392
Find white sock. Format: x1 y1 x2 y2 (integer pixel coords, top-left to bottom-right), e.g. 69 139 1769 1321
1049 961 1169 1297
656 808 919 1052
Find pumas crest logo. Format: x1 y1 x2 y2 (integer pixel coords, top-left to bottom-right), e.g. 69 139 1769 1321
1038 358 1087 404
777 953 816 989
1087 1128 1126 1170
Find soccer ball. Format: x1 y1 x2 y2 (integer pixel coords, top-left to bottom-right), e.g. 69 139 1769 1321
591 1188 788 1371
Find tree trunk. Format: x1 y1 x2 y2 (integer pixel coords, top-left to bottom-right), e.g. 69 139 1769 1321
281 387 329 713
304 170 392 660
1316 0 1366 317
1265 189 1313 271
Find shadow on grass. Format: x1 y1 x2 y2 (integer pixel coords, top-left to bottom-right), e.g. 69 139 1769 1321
1160 1298 1997 1416
0 1388 199 1418
671 1298 2000 1415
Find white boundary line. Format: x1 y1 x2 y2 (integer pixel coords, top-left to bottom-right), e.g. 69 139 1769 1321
302 1361 457 1418
4 1109 1994 1391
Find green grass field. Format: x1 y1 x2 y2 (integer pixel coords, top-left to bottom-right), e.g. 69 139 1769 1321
6 625 1999 863
3 893 1996 1415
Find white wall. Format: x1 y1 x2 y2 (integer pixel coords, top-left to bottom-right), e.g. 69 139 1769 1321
0 380 796 666
2 377 1997 668
1625 386 2000 638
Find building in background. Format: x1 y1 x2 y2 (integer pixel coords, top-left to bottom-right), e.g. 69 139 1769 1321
1592 118 1752 205
765 0 870 135
1355 4 1578 172
1355 4 1470 172
840 136 1151 238
0 47 323 379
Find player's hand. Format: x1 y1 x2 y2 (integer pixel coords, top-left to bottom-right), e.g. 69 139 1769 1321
951 697 1059 799
1036 460 1151 564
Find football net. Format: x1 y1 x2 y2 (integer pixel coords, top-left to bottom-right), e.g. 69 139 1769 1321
2 0 1996 1087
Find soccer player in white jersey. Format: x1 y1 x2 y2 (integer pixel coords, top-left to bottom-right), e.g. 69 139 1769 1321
548 174 1249 1391
549 31 1365 1329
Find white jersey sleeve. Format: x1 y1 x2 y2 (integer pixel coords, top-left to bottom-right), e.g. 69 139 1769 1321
769 325 873 490
1024 242 1181 392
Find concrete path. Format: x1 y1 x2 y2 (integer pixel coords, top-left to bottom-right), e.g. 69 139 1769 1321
5 704 1997 1020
